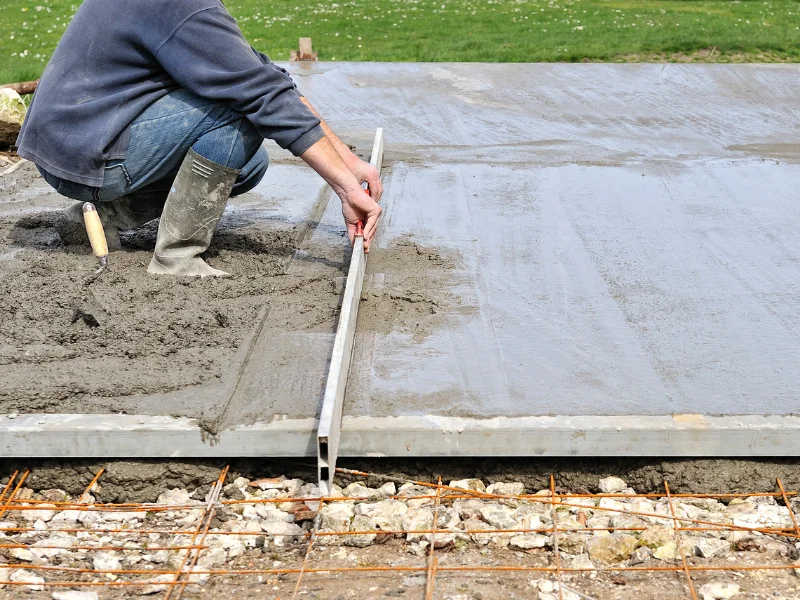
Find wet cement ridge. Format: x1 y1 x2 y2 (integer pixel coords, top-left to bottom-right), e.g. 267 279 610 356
197 184 335 437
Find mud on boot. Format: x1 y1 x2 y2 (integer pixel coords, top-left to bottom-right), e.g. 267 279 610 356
54 202 122 251
147 149 238 278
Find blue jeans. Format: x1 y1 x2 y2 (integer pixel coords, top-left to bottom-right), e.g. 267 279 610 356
39 89 269 206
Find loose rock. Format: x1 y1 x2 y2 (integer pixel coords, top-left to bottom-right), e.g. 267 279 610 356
19 504 57 522
639 526 674 549
319 503 355 531
93 552 121 580
10 569 45 591
137 574 174 595
653 540 693 561
261 521 303 546
486 482 525 496
156 488 194 505
357 499 407 532
699 582 740 600
452 499 486 520
450 479 486 492
462 518 493 546
479 504 518 530
598 477 628 493
9 548 34 562
629 545 653 565
559 532 588 555
343 515 378 547
586 534 638 564
403 508 433 542
343 482 381 500
509 534 549 550
695 537 731 559
197 546 227 568
569 554 595 570
52 592 100 600
0 89 25 148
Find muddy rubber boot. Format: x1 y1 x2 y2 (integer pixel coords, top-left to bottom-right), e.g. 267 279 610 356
54 194 166 251
55 202 122 251
97 194 165 230
147 149 239 277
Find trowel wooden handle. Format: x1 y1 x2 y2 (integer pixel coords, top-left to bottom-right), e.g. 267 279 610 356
82 203 109 259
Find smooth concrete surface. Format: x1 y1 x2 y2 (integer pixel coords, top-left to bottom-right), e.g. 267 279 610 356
3 63 800 456
348 160 800 417
289 63 800 419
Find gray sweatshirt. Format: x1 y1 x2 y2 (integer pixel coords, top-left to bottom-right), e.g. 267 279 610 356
17 0 324 187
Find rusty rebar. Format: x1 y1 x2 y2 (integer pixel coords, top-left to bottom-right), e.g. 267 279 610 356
1 468 799 599
665 480 698 600
424 476 443 600
550 475 564 600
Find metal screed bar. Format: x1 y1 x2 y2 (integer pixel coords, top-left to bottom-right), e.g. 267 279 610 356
317 128 385 495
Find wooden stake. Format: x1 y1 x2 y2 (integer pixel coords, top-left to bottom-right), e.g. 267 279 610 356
290 38 319 61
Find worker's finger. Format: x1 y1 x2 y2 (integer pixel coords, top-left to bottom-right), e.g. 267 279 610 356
374 173 384 202
366 170 383 203
346 222 356 246
364 207 381 239
362 210 381 252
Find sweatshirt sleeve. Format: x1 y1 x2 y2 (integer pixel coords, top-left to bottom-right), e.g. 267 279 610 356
251 47 304 97
155 7 323 156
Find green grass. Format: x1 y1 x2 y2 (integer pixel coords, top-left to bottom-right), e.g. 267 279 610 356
1 0 798 84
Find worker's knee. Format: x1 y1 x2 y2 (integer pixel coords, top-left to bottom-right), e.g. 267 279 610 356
191 117 264 171
231 146 269 197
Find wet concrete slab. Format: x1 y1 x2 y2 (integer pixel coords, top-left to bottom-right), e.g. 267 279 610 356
282 62 800 420
348 160 800 417
3 63 800 456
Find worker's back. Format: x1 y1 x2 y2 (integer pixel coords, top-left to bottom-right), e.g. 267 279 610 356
17 0 315 189
17 0 218 186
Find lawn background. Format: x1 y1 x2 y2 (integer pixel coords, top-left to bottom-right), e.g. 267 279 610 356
1 0 798 84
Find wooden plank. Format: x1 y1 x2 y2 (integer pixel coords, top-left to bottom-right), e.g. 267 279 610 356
317 128 384 494
0 80 38 95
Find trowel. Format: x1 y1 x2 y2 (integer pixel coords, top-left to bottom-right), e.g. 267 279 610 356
71 203 109 327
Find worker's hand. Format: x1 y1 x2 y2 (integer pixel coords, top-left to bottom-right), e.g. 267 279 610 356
346 157 383 203
341 186 382 253
299 136 382 252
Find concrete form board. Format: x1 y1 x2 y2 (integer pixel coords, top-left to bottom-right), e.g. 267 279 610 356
1 414 798 457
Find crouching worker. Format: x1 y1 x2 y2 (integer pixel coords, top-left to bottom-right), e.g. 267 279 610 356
16 0 382 277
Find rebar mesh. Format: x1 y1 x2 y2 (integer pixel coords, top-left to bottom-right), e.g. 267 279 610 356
0 466 798 600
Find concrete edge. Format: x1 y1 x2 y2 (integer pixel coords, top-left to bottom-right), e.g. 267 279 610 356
1 413 799 457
